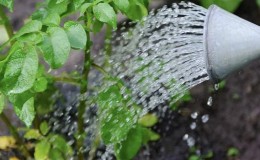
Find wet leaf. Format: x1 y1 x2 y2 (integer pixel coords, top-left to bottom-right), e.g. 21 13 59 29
49 148 64 160
16 20 42 38
33 77 48 93
64 21 87 49
80 3 92 15
51 135 73 156
24 129 42 140
17 33 43 44
114 0 129 12
93 3 117 28
47 0 69 15
126 0 148 20
40 121 50 136
39 27 70 69
138 113 158 127
115 126 143 160
35 139 51 160
141 127 160 144
42 12 60 26
73 0 85 9
1 42 38 95
14 97 35 127
98 84 137 144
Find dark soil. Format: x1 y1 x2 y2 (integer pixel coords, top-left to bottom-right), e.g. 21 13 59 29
1 0 260 160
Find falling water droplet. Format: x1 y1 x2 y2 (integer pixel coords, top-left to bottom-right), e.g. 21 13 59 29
214 83 219 90
207 96 213 106
190 122 197 130
191 112 198 119
201 114 209 123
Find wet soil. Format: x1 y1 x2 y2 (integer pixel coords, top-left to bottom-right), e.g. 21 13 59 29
1 0 260 160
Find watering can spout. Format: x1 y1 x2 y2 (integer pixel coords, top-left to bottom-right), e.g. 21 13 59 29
204 5 260 81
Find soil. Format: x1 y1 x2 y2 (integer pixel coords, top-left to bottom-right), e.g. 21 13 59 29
1 0 260 160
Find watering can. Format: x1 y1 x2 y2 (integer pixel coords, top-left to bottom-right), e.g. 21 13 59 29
204 5 260 82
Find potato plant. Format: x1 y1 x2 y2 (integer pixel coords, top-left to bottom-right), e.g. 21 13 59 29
0 0 160 159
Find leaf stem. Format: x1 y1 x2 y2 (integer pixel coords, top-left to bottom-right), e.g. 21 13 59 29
0 112 32 158
0 5 14 39
104 25 112 67
77 31 91 160
52 76 81 86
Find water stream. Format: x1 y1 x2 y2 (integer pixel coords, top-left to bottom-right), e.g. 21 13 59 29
110 2 209 113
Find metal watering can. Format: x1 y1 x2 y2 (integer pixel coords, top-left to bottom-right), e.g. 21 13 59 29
204 5 260 81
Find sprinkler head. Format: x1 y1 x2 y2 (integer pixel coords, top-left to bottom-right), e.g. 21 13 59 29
204 5 260 82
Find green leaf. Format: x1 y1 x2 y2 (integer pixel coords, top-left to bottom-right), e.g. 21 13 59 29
200 0 242 12
1 42 38 94
40 121 50 136
57 0 66 4
42 12 61 26
47 0 69 15
14 97 35 127
49 148 64 160
64 21 87 49
93 19 104 33
141 127 160 144
138 113 158 127
35 139 51 160
126 0 148 20
0 0 14 12
73 0 85 9
39 27 70 69
33 77 48 92
80 3 92 15
93 3 117 28
0 92 5 114
97 83 137 144
24 129 42 140
115 126 143 160
114 0 129 12
257 0 260 7
189 155 200 160
16 20 42 38
50 135 73 156
17 33 43 44
227 147 239 157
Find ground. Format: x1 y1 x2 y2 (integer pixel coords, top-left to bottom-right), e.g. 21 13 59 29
1 0 260 160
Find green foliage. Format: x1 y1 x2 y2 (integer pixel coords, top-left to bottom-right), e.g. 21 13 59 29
35 139 51 160
40 121 50 136
24 129 42 140
64 21 87 49
93 3 117 29
227 147 239 157
0 92 5 114
39 27 70 68
257 0 260 7
138 113 158 127
0 0 152 159
97 80 138 144
200 0 242 12
0 0 14 12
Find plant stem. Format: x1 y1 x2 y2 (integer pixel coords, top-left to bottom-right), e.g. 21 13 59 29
77 32 91 160
0 5 14 39
53 76 81 86
0 112 32 158
104 25 112 67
